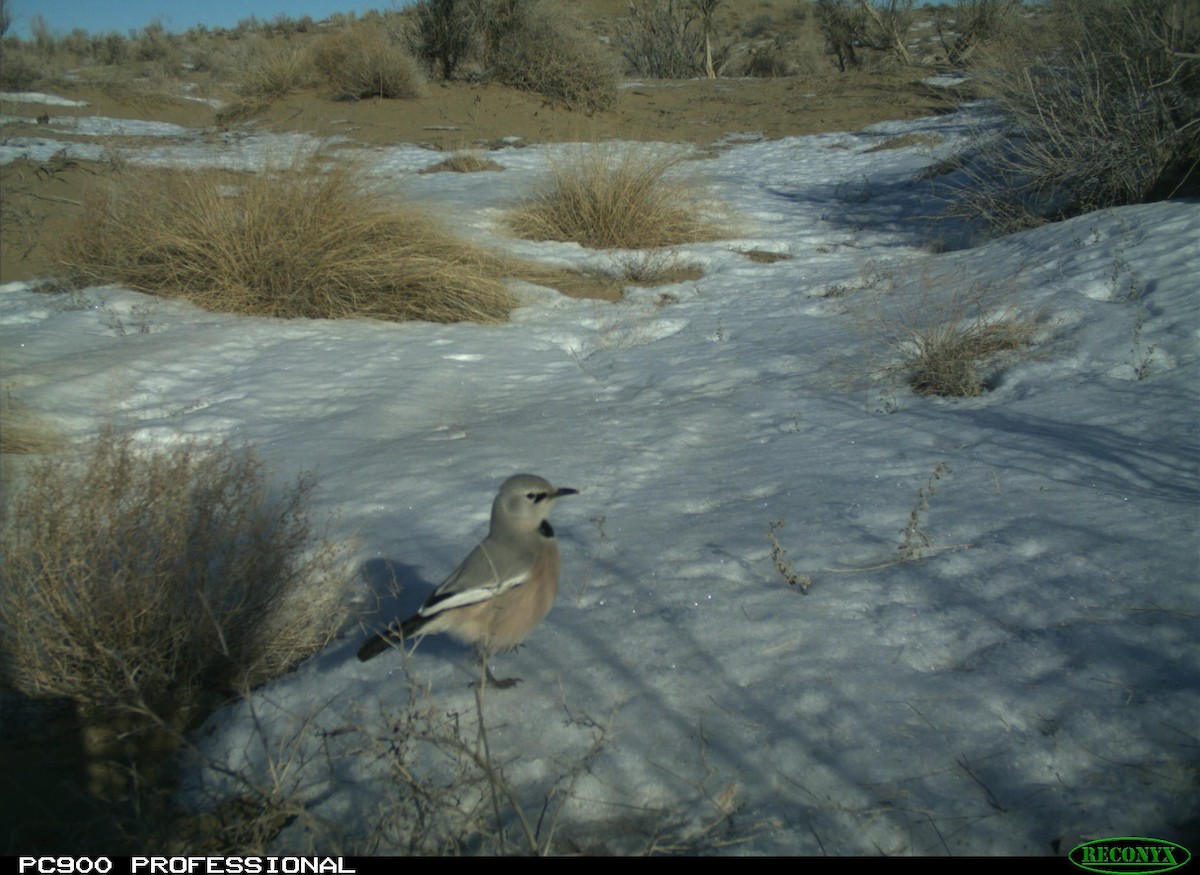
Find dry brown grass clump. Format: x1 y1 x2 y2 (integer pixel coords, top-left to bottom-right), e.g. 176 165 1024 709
239 41 316 99
509 144 727 250
313 25 426 100
0 430 351 722
217 39 318 123
419 153 505 174
56 155 521 323
0 394 62 456
847 265 1037 398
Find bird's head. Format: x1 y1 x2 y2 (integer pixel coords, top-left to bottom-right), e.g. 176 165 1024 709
491 474 578 534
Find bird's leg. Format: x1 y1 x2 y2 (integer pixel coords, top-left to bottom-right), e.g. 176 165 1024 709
476 648 521 689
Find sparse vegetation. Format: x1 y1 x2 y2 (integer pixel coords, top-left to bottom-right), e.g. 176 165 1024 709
612 248 705 285
509 144 727 249
55 155 522 323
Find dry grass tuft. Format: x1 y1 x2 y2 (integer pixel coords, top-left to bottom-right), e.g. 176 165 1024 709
738 248 792 264
313 26 426 101
846 264 1038 398
509 144 727 250
0 430 352 723
55 155 522 323
0 394 62 456
237 40 316 99
216 41 318 124
419 153 505 174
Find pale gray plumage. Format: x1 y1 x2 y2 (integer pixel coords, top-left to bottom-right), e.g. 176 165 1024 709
357 474 576 668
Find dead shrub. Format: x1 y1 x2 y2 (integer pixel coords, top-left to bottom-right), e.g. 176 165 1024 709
55 155 521 324
508 144 727 249
313 25 426 100
0 430 351 723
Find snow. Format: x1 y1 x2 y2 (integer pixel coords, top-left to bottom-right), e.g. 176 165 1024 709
0 91 90 106
1 99 1197 856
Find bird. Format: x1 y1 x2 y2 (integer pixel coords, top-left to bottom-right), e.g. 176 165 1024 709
357 473 577 686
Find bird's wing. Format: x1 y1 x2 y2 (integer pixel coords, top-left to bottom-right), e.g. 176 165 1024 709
417 540 531 618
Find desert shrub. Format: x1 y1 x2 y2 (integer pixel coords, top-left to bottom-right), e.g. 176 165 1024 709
55 155 520 323
509 144 726 249
952 0 1199 231
846 266 1037 397
857 0 915 65
313 25 426 100
132 20 181 69
486 3 619 112
743 38 794 77
933 0 1024 66
0 431 351 721
407 0 476 78
814 0 867 70
93 32 132 66
617 0 709 77
0 44 44 90
815 0 916 69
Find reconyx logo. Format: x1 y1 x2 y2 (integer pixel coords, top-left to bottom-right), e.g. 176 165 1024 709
1069 837 1191 875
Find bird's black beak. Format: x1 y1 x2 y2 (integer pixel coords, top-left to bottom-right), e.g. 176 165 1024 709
554 487 579 498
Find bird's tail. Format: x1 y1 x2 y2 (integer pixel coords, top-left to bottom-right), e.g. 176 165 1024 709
356 614 427 662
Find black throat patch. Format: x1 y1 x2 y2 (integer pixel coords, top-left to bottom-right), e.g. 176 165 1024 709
539 519 555 538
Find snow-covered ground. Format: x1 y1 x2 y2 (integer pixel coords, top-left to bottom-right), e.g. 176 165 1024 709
1 98 1197 855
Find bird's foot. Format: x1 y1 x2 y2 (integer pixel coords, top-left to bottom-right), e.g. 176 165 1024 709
486 672 523 689
475 654 522 689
